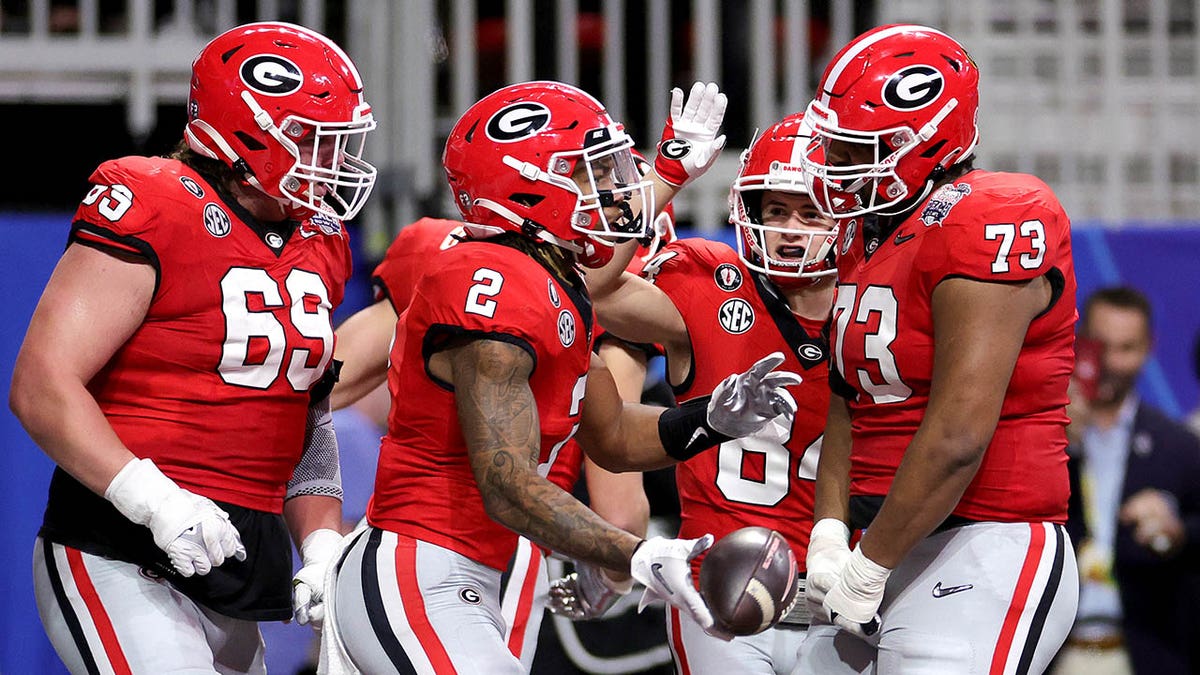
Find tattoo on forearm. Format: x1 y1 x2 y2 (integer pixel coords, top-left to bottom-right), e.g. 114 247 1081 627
452 340 636 571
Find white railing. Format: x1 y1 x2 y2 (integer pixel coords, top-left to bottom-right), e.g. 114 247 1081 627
2 0 1195 252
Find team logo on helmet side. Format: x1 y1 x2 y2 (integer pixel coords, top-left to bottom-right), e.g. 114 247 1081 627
203 203 231 237
718 298 755 335
882 65 944 111
714 263 743 292
659 138 692 160
485 102 551 143
557 310 577 347
239 54 304 97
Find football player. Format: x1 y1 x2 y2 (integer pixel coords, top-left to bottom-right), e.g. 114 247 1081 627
329 215 654 669
795 24 1079 674
322 80 801 673
581 112 839 674
12 22 375 673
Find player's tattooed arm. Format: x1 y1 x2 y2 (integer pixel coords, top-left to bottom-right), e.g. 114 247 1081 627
447 338 642 573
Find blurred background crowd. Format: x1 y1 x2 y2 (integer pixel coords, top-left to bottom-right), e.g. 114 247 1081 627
2 1 1199 673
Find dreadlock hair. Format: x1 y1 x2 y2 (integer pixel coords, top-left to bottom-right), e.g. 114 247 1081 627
488 231 582 291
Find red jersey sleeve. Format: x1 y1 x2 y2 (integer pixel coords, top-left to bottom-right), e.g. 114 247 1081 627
640 238 732 319
410 244 568 365
371 218 465 312
915 174 1070 288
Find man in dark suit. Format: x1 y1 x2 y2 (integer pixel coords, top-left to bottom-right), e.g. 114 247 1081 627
1057 286 1200 675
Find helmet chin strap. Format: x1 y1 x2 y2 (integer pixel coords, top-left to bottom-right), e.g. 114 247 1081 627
473 198 586 254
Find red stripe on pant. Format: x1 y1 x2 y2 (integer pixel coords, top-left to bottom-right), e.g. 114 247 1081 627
65 547 132 675
668 606 692 675
506 551 542 659
989 523 1047 675
395 539 457 673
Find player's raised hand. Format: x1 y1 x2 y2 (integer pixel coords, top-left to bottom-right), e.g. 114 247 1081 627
105 458 246 577
653 81 728 187
707 351 801 438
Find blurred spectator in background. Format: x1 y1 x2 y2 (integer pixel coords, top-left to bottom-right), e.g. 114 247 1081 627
1187 332 1200 440
1056 286 1200 675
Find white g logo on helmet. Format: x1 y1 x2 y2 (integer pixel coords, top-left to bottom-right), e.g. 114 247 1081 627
881 65 943 111
239 54 303 96
485 102 552 142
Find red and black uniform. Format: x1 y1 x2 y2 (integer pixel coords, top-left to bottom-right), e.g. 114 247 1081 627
368 238 594 571
41 156 351 619
642 239 830 574
830 171 1077 526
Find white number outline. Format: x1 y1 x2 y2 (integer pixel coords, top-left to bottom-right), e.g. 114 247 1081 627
81 183 134 222
465 268 505 318
832 283 913 404
640 250 679 284
714 429 824 506
984 220 1047 273
218 267 333 391
540 374 587 477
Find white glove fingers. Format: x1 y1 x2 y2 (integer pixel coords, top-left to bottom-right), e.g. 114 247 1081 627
747 352 787 381
669 87 684 122
761 370 803 389
688 533 715 559
769 388 798 417
705 91 729 132
681 81 707 120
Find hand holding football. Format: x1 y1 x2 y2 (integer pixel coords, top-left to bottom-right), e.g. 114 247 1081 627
698 526 799 636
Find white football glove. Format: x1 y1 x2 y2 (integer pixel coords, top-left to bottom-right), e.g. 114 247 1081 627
548 562 634 620
707 352 801 438
653 81 728 187
823 544 890 641
630 535 715 630
292 528 344 631
105 458 246 578
805 518 852 621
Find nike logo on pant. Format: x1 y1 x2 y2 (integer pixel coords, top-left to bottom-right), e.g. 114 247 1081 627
931 581 974 598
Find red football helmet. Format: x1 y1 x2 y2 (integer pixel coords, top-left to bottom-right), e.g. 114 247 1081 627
442 81 653 267
731 113 837 282
801 24 979 218
185 22 377 220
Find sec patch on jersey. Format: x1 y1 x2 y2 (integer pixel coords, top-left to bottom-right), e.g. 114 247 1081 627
699 526 799 636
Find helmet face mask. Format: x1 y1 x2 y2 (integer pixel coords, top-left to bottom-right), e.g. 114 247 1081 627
800 24 979 219
731 113 837 282
185 22 377 221
444 81 653 266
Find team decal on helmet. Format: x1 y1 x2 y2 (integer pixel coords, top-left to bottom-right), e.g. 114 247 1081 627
239 54 304 96
202 203 231 237
718 298 755 335
881 65 944 111
714 263 743 292
485 102 552 143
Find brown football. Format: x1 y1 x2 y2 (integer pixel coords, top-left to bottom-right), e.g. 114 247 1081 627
698 526 799 636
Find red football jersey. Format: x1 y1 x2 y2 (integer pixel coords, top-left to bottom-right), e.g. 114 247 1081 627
831 171 1076 523
371 217 465 311
71 156 351 513
642 239 829 571
368 240 594 570
368 219 584 495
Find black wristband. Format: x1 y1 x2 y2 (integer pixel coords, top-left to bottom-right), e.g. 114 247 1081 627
657 396 733 461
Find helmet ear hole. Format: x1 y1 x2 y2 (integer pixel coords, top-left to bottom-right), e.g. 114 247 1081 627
235 131 268 151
